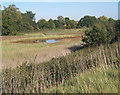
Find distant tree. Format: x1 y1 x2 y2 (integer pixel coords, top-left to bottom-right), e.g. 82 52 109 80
26 11 36 30
21 13 32 30
57 16 65 28
98 16 108 22
57 16 65 23
65 17 77 29
37 19 48 29
54 20 60 28
47 19 56 29
108 18 116 24
69 20 77 29
65 17 71 28
65 17 70 21
2 4 22 35
26 11 36 21
2 4 37 35
77 16 97 28
21 11 36 30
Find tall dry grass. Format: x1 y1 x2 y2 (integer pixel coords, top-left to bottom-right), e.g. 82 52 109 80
2 41 120 93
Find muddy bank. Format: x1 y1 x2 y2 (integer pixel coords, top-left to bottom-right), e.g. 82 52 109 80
11 36 82 44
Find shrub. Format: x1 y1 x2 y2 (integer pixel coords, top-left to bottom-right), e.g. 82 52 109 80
82 25 117 46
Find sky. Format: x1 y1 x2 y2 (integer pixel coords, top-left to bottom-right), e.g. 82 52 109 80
1 0 120 2
1 2 118 21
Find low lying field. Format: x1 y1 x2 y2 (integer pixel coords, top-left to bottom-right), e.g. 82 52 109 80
2 29 85 69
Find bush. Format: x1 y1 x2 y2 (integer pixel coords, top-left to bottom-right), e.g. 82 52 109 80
82 25 117 46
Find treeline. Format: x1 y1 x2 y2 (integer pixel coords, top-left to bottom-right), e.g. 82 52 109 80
2 4 119 36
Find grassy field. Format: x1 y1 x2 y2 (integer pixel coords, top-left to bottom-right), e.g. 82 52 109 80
2 41 119 93
2 29 85 69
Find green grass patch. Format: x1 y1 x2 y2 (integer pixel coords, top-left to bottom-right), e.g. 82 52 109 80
46 65 118 93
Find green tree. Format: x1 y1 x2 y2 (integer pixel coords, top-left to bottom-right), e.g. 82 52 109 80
65 17 77 29
26 11 35 21
57 16 65 28
108 18 116 24
77 16 97 28
21 13 33 30
65 17 71 28
82 25 116 46
21 11 36 30
37 19 48 29
47 19 56 29
98 16 108 22
69 20 77 29
2 4 22 35
54 20 60 28
57 16 65 23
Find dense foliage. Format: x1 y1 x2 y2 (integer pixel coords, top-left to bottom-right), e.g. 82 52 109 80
82 16 119 46
2 5 37 35
77 16 98 28
1 5 77 35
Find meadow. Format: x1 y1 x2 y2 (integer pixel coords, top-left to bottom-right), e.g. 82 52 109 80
2 29 85 69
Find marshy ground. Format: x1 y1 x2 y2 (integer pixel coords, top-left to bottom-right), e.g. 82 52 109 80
2 29 84 69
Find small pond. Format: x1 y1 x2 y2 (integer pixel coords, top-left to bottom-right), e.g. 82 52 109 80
14 39 58 44
45 39 58 43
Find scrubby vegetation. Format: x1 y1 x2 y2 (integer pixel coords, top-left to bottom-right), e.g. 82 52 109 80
2 42 119 93
47 64 119 93
82 16 119 46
